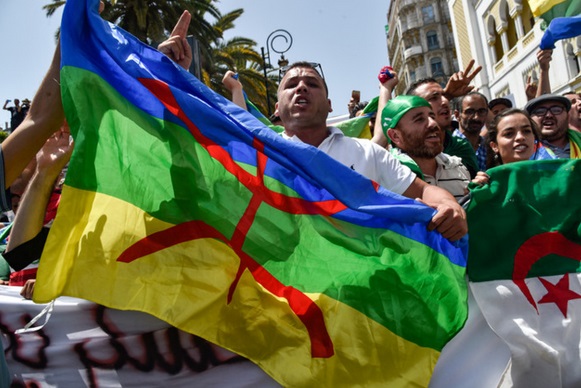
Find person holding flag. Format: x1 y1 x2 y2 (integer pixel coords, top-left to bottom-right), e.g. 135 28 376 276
161 15 468 241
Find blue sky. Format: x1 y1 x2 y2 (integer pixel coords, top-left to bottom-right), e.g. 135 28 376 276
0 0 391 126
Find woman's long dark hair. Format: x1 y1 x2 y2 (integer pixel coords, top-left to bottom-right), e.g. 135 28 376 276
485 108 542 169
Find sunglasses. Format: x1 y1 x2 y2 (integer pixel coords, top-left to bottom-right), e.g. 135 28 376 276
279 62 325 81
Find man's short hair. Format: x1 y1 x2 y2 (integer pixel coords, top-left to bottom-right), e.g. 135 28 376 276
279 61 328 96
457 92 489 113
406 78 440 96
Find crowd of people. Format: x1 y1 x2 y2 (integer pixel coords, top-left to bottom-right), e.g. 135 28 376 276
2 6 580 311
0 5 580 385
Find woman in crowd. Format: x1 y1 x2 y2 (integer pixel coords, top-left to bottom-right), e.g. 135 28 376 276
472 108 553 185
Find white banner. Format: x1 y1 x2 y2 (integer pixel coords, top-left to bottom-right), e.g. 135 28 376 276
0 285 513 387
0 286 279 387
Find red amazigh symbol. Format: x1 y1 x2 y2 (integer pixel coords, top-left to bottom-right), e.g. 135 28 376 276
538 274 581 317
116 78 345 358
513 231 581 313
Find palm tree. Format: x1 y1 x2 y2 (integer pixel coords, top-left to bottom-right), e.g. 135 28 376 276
203 9 278 116
43 0 221 46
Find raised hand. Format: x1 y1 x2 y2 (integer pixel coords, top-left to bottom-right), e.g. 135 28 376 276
35 123 73 176
157 11 193 70
444 59 482 98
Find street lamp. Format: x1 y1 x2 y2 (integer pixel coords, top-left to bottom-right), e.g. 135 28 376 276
261 29 293 116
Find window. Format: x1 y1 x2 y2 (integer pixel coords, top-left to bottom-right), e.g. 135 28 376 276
427 31 439 50
431 57 443 75
422 6 435 23
410 70 416 83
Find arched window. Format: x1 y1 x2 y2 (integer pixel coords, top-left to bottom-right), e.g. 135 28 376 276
427 31 439 50
500 1 518 49
518 0 535 35
487 15 503 62
431 57 444 76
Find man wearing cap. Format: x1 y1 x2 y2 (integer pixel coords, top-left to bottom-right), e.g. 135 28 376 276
525 94 581 159
488 97 512 118
382 96 470 201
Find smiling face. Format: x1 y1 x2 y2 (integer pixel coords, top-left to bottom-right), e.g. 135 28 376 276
491 112 536 164
274 66 332 133
411 82 452 131
529 100 569 143
389 106 444 158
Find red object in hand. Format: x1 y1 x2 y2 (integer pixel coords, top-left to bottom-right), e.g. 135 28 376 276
378 66 394 83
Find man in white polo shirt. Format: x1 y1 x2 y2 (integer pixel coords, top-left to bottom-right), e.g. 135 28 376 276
274 62 467 241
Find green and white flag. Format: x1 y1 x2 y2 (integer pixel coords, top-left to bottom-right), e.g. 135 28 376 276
467 159 581 387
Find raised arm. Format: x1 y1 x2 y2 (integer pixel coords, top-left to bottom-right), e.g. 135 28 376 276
2 100 9 110
2 43 64 189
158 11 193 70
536 49 552 97
371 66 398 148
6 125 73 253
443 59 482 99
222 71 248 110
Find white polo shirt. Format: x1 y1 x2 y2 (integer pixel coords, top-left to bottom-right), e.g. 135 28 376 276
282 127 416 195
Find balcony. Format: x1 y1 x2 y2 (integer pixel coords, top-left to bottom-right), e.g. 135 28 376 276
399 0 415 11
507 45 519 61
408 18 421 29
404 45 423 60
522 29 536 48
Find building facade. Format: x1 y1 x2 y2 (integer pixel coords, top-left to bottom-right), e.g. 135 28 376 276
387 0 460 95
448 0 581 107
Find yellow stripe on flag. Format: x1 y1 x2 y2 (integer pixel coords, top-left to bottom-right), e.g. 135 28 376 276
36 186 439 386
528 0 568 16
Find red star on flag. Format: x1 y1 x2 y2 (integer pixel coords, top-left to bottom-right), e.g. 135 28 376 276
538 274 581 318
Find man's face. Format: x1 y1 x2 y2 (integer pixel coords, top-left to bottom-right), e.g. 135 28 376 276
14 99 19 106
459 95 488 135
564 93 581 124
412 82 451 131
275 67 331 129
529 101 569 142
389 106 444 158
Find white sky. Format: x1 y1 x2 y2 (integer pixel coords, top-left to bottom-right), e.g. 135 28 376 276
0 0 391 126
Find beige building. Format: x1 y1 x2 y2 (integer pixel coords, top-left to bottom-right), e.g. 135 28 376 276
448 0 581 106
387 0 460 95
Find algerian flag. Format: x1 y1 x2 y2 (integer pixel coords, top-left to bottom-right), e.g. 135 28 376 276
467 159 581 387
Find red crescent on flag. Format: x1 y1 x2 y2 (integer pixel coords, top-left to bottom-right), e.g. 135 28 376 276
513 231 581 312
